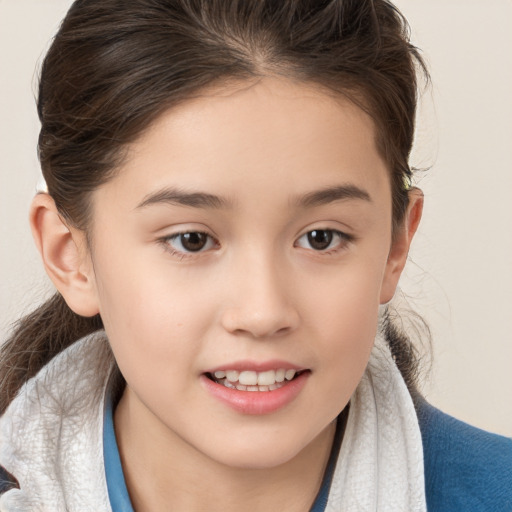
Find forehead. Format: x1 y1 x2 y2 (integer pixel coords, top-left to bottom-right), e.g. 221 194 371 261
95 77 389 211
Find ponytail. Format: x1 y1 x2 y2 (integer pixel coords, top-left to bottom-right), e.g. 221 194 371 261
0 294 102 414
382 304 432 404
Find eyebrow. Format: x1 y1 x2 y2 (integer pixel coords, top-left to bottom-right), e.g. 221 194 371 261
136 187 230 210
135 183 371 211
295 184 372 208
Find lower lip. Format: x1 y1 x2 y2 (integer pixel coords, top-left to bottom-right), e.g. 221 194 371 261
201 372 310 415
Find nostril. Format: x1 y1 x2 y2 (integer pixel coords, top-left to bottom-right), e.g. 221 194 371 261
274 325 293 336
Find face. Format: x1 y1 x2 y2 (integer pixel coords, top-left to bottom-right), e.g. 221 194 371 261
85 77 400 469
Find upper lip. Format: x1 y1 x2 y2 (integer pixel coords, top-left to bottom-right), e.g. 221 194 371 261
205 359 307 374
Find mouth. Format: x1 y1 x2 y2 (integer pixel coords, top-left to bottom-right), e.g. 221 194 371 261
204 368 309 392
202 364 311 414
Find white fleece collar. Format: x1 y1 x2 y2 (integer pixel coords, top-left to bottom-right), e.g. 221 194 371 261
0 332 113 512
325 331 427 511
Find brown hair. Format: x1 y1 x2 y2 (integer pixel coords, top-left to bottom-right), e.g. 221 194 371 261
0 0 428 414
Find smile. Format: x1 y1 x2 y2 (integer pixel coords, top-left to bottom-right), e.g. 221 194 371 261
202 369 310 414
206 368 306 392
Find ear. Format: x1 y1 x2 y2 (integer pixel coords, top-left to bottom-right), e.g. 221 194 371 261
380 188 423 304
30 193 100 317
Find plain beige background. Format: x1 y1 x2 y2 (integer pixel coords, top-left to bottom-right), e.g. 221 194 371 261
1 1 511 436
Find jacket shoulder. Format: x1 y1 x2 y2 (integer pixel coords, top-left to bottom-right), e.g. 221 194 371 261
417 399 512 512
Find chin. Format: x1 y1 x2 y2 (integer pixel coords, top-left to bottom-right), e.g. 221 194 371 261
218 451 299 471
203 431 317 471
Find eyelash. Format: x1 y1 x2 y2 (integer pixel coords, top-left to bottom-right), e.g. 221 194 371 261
159 228 353 259
160 231 219 259
294 229 353 255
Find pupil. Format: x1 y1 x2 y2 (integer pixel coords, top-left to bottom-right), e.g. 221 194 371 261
181 232 207 251
308 230 332 250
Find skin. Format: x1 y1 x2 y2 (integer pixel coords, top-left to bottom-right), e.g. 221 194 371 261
31 77 423 511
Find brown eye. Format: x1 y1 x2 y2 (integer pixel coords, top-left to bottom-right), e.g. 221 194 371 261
165 232 216 254
295 229 351 252
307 230 333 251
180 232 208 251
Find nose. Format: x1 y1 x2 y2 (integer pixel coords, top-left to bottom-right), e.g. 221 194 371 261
220 253 300 339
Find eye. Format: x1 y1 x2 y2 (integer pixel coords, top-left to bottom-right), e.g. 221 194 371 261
164 232 217 253
295 229 350 252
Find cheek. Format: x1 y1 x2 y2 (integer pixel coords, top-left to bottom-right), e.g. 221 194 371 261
315 285 379 372
300 260 384 401
92 252 215 371
302 255 385 332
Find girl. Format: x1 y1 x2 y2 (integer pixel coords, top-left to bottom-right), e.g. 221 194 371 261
0 0 510 510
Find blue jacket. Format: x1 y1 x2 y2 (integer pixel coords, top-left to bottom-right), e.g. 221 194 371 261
417 399 512 511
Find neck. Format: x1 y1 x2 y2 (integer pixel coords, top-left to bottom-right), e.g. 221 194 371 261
114 387 340 512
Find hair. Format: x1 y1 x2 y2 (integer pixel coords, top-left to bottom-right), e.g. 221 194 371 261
0 0 429 414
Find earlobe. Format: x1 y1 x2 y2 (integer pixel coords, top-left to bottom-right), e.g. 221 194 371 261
30 193 100 317
380 188 424 304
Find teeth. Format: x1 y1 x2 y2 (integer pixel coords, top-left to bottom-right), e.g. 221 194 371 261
238 371 258 386
257 370 276 386
221 380 287 392
285 369 296 381
226 370 239 382
213 367 303 390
